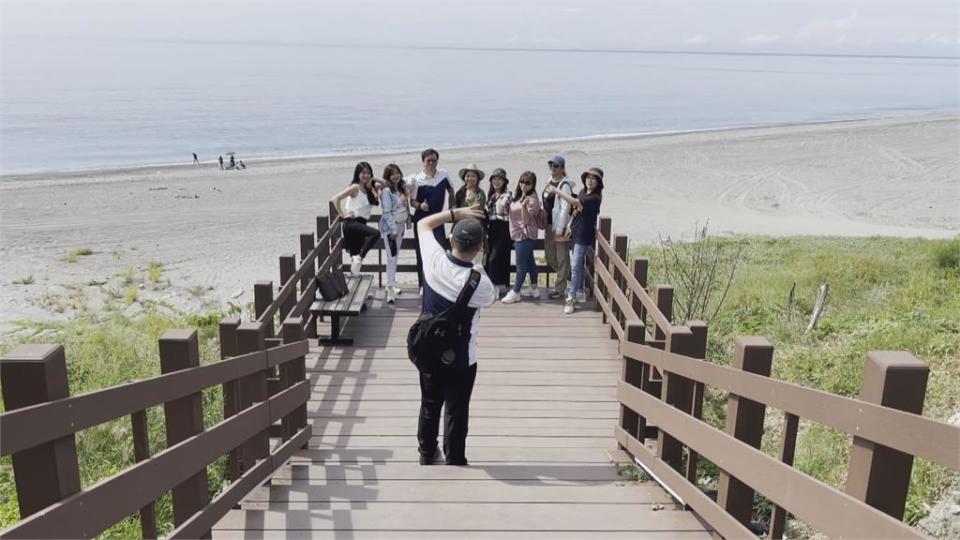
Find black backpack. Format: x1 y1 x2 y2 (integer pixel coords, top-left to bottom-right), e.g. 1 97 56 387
407 270 481 372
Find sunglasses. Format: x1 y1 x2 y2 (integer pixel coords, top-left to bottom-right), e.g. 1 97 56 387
548 163 560 168
424 158 438 164
519 180 532 185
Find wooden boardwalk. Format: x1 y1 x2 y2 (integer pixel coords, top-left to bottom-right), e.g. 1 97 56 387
214 287 711 539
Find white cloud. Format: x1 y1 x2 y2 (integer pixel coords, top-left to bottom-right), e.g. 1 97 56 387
742 33 782 44
683 33 708 45
795 11 859 42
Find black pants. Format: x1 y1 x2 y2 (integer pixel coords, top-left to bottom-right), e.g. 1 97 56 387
484 220 513 287
417 363 477 464
343 218 380 258
413 222 450 288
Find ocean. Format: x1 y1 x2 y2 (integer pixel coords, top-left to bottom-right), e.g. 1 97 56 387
1 36 957 175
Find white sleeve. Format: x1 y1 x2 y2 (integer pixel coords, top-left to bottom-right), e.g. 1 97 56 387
418 222 444 284
469 274 497 308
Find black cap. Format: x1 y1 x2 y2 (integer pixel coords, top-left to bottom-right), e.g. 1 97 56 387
451 218 485 250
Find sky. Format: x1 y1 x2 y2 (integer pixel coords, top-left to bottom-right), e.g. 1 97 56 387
1 1 959 58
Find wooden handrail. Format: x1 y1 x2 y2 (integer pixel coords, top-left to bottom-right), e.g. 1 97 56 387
596 233 672 335
1 381 308 539
622 341 960 469
258 216 342 325
618 385 926 539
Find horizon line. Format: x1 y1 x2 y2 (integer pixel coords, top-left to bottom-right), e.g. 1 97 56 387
8 33 960 61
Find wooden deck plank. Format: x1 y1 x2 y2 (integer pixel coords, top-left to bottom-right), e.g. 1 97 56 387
287 447 625 464
214 502 707 531
243 480 676 503
215 530 713 539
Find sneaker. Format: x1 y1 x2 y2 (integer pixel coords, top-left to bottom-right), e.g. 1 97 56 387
548 290 565 300
386 288 396 304
563 297 576 314
521 286 540 299
350 255 362 277
445 458 469 466
500 289 522 304
575 291 587 304
393 286 402 296
419 449 442 465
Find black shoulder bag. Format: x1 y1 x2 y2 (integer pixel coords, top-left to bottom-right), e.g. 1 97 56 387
407 270 481 372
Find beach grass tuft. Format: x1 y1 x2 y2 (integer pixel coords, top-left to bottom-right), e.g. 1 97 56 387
60 247 96 263
11 276 34 286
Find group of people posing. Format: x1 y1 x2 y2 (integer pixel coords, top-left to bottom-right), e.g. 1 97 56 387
330 148 604 314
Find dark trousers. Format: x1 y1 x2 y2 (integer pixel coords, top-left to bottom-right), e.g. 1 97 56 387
484 220 513 287
413 222 450 288
417 363 477 464
343 218 380 258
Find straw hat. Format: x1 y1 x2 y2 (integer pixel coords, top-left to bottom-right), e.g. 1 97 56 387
459 163 485 181
580 167 604 182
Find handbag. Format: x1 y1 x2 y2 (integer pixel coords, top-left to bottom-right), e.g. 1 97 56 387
317 270 350 301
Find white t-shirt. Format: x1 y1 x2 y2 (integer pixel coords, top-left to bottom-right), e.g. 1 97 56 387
344 188 373 220
419 225 496 366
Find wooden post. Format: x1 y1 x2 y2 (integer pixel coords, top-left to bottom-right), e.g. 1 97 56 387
684 321 708 484
300 233 315 290
219 317 242 482
237 321 269 462
845 351 929 520
768 412 799 540
717 336 773 527
131 410 158 539
254 281 274 338
158 330 210 531
0 345 81 518
619 321 646 446
655 285 673 341
279 254 297 323
631 256 649 324
596 217 612 316
656 326 695 471
611 234 628 339
282 317 308 444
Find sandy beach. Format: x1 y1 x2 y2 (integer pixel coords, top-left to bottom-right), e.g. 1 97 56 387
1 114 957 326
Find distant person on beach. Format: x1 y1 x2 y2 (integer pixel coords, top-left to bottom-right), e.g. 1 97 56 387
229 155 235 169
547 167 604 314
239 160 246 169
331 161 382 276
377 163 411 303
218 155 224 170
501 171 545 304
542 155 574 300
415 204 496 466
484 168 513 296
408 148 457 293
193 152 199 164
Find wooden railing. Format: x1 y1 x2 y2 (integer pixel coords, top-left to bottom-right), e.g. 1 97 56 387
592 217 960 539
0 216 346 539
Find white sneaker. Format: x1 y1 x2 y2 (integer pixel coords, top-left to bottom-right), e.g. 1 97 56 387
393 286 402 296
563 297 576 314
575 291 587 304
350 256 362 277
521 286 540 299
501 289 522 304
386 288 396 304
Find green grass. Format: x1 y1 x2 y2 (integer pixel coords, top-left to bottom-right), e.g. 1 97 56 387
630 235 960 530
0 304 228 538
147 261 163 283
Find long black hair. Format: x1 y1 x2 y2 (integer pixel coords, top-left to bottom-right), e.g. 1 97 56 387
351 161 379 206
513 171 537 201
579 173 604 200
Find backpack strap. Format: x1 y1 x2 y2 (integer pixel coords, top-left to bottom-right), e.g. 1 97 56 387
454 270 481 311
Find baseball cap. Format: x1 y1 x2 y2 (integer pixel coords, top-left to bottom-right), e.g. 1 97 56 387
451 219 485 250
547 154 565 168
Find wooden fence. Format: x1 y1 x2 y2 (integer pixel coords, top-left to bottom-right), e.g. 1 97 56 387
592 216 960 539
0 216 345 539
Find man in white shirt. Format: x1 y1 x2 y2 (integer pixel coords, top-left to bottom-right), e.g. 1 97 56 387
416 205 496 466
408 148 458 291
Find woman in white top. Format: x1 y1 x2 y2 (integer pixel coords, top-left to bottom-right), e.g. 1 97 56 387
377 163 411 303
331 161 381 276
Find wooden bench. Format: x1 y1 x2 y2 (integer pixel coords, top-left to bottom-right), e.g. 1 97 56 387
309 274 373 345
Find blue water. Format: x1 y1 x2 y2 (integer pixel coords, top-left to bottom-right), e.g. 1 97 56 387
1 36 957 175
